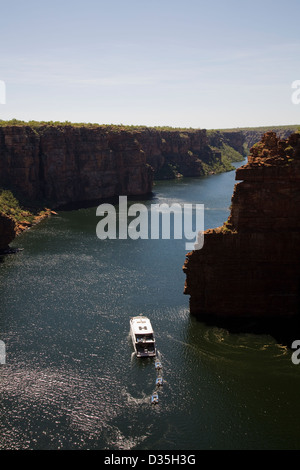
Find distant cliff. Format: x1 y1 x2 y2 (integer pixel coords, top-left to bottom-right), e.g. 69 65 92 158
183 131 300 322
139 127 245 179
0 123 246 207
234 125 299 149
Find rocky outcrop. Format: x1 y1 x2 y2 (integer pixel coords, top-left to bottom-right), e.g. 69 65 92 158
0 213 16 251
0 202 53 253
183 132 300 321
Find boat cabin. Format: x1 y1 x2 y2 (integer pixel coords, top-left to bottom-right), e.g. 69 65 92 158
130 316 156 357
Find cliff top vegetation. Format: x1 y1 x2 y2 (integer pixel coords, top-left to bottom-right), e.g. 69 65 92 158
1 119 298 137
215 124 300 133
0 189 49 224
0 118 203 134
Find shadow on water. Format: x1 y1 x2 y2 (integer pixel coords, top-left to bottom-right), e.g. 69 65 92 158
191 312 300 349
0 247 24 264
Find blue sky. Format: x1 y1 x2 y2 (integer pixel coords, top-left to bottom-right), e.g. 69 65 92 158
0 0 300 128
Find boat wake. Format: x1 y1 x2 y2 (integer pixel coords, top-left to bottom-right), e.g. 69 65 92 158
150 350 164 405
129 316 165 405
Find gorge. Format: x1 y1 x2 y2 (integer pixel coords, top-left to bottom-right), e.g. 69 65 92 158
0 122 245 251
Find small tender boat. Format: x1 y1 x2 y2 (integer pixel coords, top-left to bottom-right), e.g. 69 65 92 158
155 377 163 386
155 360 162 370
130 315 156 358
151 392 159 404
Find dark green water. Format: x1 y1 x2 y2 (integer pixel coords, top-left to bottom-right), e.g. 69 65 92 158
1 163 300 450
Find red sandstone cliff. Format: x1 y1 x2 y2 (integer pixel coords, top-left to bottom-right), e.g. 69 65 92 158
0 125 153 207
0 124 245 208
183 132 300 320
138 128 223 178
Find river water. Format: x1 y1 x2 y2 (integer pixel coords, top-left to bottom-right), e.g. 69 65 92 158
0 162 300 450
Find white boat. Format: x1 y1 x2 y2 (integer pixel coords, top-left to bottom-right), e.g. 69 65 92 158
130 315 156 358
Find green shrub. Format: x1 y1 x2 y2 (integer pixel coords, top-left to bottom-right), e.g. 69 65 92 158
0 189 35 224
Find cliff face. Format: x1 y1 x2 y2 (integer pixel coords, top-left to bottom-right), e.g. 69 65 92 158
129 127 244 179
0 125 153 207
208 130 246 156
139 128 212 178
183 132 300 320
0 124 245 208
